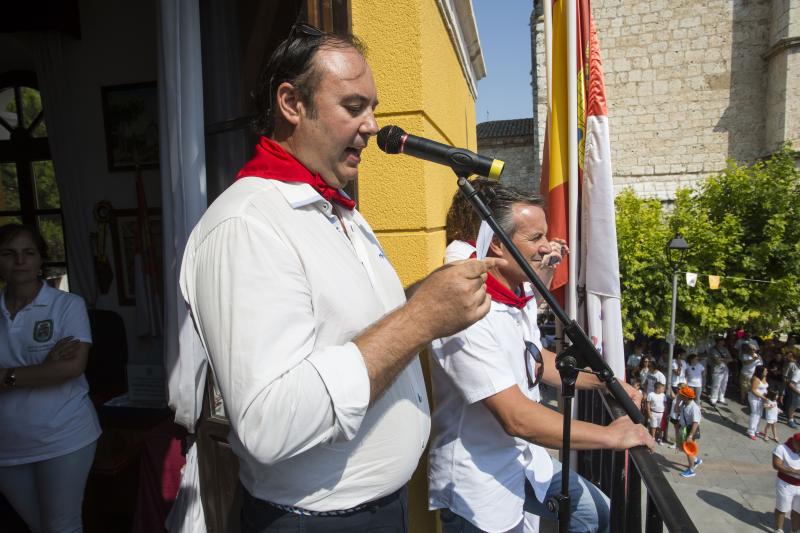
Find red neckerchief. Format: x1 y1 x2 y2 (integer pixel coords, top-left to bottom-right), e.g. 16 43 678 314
468 246 532 309
485 274 532 309
236 136 356 210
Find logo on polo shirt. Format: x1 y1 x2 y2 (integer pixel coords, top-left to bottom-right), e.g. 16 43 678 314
33 320 53 342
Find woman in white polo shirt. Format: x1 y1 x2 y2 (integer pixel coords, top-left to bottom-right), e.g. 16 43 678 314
0 224 98 532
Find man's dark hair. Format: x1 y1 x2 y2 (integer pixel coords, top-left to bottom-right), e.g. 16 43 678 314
445 177 544 243
251 24 366 137
0 223 49 263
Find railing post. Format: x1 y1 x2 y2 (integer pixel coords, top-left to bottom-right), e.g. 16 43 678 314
645 493 663 533
627 458 642 533
609 449 627 533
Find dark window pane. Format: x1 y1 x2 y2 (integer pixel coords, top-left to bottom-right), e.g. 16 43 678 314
20 87 42 131
37 214 66 262
32 160 60 208
0 215 22 226
0 163 20 210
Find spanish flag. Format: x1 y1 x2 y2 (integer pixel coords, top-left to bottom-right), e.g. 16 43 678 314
540 0 572 306
541 0 625 378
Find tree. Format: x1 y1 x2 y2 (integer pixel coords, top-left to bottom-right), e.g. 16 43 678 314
616 147 800 344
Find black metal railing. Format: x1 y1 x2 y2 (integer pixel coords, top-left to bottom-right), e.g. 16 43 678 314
576 390 698 533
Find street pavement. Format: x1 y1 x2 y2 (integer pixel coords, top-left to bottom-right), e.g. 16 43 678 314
539 388 792 532
655 394 790 532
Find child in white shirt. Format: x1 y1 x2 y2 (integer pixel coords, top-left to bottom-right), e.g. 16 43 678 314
647 382 667 444
762 390 780 442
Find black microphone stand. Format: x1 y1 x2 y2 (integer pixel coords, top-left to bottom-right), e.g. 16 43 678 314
455 174 645 533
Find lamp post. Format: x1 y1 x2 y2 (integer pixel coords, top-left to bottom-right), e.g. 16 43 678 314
664 234 689 396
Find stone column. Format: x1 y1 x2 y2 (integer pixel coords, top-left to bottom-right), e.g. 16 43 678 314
766 0 800 152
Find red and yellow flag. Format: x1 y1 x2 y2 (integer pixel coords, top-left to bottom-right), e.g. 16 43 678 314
541 0 625 376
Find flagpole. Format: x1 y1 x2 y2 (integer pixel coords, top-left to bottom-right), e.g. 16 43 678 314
544 0 553 111
567 0 578 320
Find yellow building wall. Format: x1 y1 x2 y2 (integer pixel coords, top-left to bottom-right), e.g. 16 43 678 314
352 2 478 531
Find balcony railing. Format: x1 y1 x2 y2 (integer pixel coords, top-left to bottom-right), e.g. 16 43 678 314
576 390 698 533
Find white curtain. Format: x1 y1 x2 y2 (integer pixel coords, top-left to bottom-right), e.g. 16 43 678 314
158 1 208 531
158 0 208 434
29 32 97 303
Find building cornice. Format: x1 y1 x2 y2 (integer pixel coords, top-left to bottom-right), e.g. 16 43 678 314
435 0 486 99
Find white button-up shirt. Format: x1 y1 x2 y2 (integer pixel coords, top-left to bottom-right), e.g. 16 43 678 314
428 298 553 532
180 177 429 511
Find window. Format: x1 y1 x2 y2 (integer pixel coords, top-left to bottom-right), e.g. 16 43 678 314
0 71 68 287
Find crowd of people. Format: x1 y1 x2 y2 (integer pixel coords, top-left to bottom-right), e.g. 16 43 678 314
627 331 800 530
627 331 800 442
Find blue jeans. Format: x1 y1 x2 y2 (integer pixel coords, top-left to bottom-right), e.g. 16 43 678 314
0 440 97 533
440 458 610 533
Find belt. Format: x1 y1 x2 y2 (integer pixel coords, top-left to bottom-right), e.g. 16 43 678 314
263 487 404 517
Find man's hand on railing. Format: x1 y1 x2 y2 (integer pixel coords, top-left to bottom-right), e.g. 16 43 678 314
606 416 656 452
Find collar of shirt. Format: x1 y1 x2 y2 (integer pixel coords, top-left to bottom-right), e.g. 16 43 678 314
1 281 53 320
271 180 339 212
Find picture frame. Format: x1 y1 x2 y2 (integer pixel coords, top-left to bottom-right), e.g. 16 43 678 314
110 208 162 306
101 82 160 172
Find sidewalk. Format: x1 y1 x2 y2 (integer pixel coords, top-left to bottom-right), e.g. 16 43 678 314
654 394 790 532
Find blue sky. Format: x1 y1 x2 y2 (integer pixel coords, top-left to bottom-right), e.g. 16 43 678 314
473 0 535 123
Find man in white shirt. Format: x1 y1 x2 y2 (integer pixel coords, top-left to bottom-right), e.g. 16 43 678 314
708 336 732 405
428 184 654 533
180 25 499 532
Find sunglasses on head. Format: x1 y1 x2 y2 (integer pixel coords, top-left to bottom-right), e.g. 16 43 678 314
287 22 324 41
524 340 544 390
266 23 325 115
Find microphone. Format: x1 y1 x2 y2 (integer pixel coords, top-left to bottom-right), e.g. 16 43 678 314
376 125 505 179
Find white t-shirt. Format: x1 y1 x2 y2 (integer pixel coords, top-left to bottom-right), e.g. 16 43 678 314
790 366 800 394
685 363 705 387
429 297 553 533
680 400 702 427
709 346 731 373
671 359 686 387
644 370 666 395
180 179 429 511
766 403 779 424
0 282 98 466
774 444 800 482
741 355 762 378
647 391 666 413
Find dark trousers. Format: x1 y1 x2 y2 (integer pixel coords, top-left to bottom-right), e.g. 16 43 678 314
241 485 408 533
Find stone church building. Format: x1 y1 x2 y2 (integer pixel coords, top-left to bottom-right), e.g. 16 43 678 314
483 0 799 200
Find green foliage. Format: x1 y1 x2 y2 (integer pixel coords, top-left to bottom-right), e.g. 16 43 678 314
616 147 800 344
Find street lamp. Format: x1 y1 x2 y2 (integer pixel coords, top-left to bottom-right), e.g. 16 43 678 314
664 234 689 396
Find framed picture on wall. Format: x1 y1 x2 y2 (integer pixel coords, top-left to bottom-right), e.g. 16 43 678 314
110 208 162 305
101 82 160 172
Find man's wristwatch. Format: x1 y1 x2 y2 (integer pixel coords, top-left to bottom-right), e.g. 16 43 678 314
2 368 16 389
